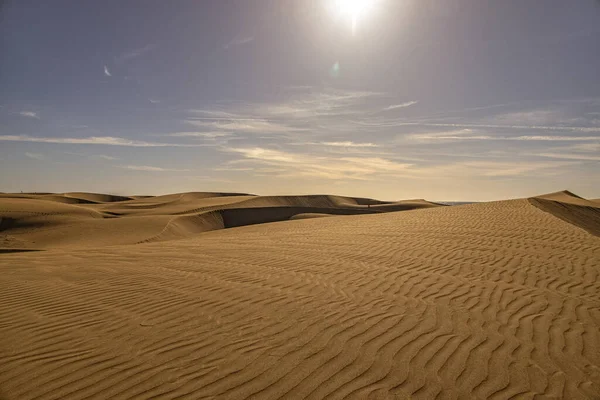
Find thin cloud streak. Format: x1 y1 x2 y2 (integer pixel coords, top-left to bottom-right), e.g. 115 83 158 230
408 132 600 142
186 119 305 135
187 109 245 119
452 161 581 177
513 135 600 141
97 155 117 160
119 165 190 172
0 135 210 147
25 152 44 160
169 131 233 138
532 153 600 161
116 44 156 63
224 35 254 49
62 152 118 161
19 111 39 119
320 141 379 148
566 143 600 152
393 122 600 133
382 101 419 111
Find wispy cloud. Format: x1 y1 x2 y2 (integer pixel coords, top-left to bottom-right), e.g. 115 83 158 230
25 152 44 160
320 141 379 148
567 143 600 152
532 153 600 161
224 35 254 49
407 129 479 142
407 129 600 142
186 119 305 135
19 111 39 119
103 65 112 77
191 89 381 121
223 147 412 180
264 89 381 118
168 131 233 138
382 101 419 111
289 141 389 157
116 44 156 63
448 161 580 177
97 154 116 160
527 142 600 161
62 151 118 161
213 166 256 172
182 88 385 142
396 122 600 133
386 159 581 179
512 135 600 141
0 135 209 147
119 165 190 172
183 93 598 189
224 145 581 181
187 109 243 119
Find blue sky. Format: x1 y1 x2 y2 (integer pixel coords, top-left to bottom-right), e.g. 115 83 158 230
1 0 599 201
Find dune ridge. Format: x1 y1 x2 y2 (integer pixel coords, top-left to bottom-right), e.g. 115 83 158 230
0 190 599 399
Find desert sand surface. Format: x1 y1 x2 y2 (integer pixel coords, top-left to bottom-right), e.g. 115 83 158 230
1 190 599 399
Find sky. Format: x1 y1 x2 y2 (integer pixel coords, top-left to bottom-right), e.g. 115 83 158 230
1 0 599 201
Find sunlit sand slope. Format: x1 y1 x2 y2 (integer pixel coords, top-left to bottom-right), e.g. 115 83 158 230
0 193 599 399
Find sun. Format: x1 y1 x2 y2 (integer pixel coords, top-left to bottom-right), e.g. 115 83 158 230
330 0 377 35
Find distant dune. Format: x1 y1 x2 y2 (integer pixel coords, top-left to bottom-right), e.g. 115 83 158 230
0 192 442 249
0 190 599 399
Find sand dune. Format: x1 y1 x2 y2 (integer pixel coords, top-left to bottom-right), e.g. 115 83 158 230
530 191 600 237
0 192 437 249
63 192 135 203
534 190 592 206
0 190 599 399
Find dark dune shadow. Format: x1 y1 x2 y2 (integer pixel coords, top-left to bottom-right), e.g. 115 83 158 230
0 249 41 254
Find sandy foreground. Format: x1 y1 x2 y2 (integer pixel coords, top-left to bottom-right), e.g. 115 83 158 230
0 190 599 399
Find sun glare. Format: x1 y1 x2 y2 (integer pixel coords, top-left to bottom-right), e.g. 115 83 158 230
330 0 377 35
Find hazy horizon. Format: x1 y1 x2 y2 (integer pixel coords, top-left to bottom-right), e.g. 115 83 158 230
1 0 599 201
